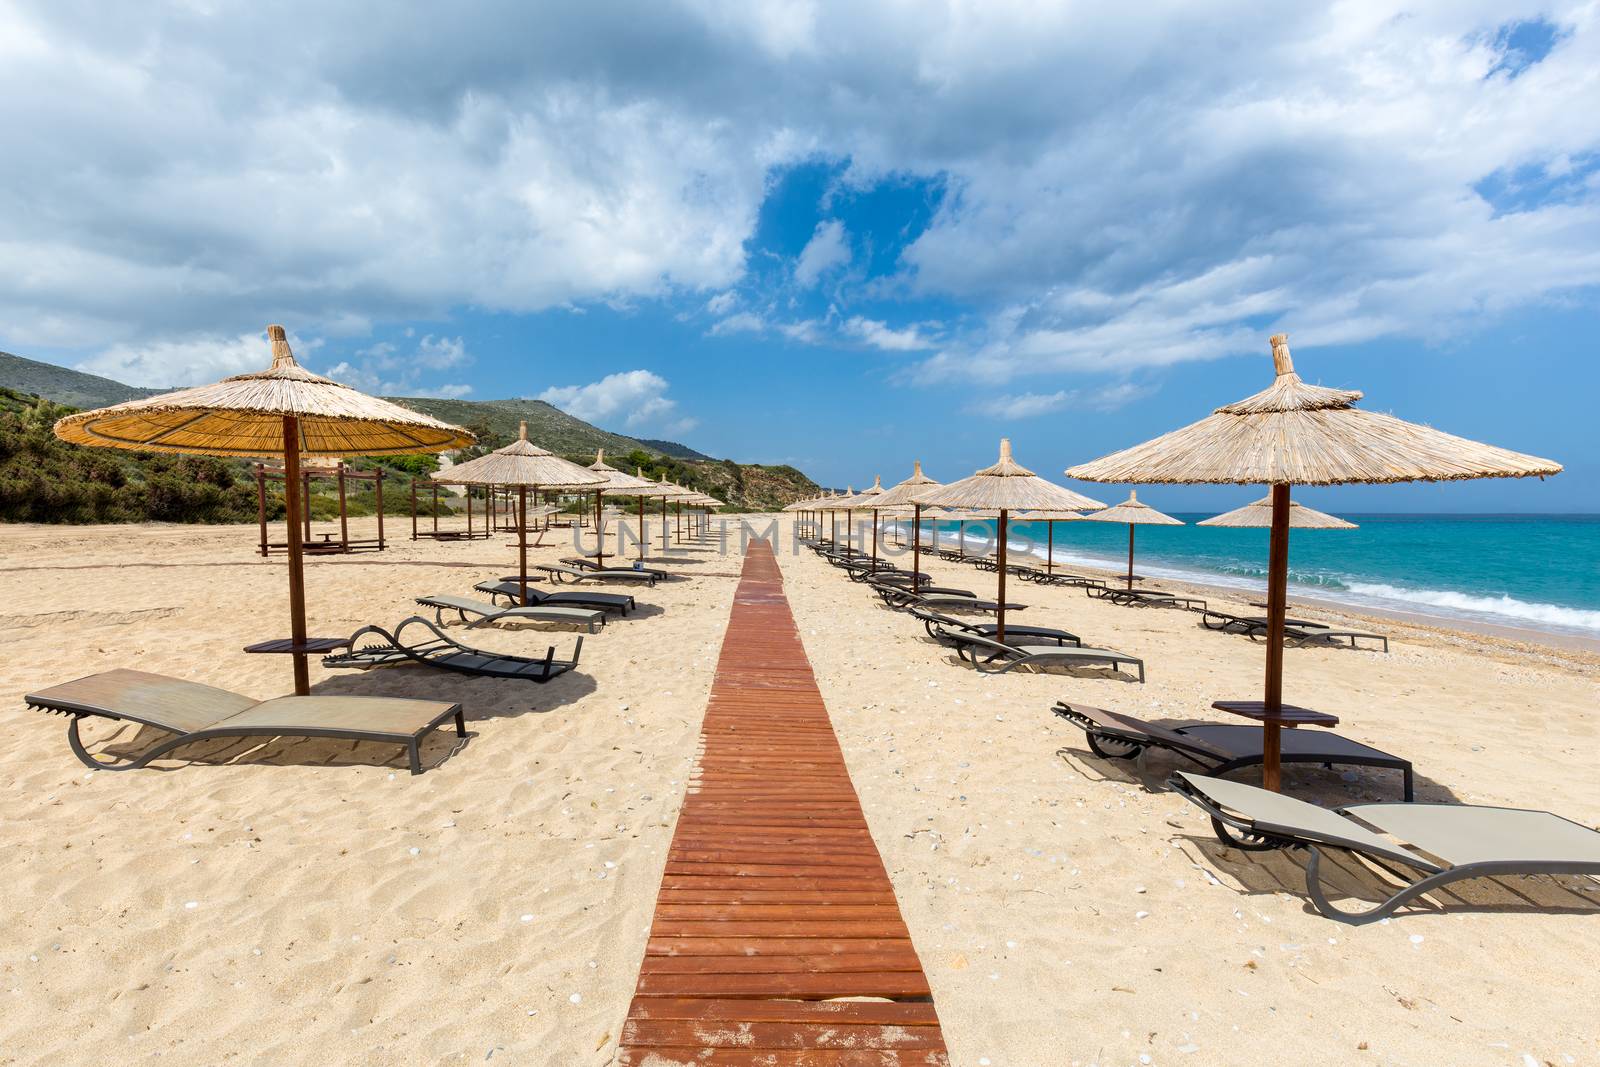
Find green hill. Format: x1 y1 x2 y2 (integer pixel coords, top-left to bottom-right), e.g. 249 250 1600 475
0 351 161 409
0 353 819 519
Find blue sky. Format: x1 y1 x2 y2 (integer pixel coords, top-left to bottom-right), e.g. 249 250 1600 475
2 2 1596 511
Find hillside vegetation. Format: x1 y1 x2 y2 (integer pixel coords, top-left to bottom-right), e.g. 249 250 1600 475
0 367 819 522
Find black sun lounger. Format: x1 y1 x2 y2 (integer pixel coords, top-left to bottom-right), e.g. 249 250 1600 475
945 632 1144 681
324 617 582 683
561 557 671 580
911 606 1081 648
1015 570 1108 589
477 579 634 615
24 668 464 775
540 563 658 586
1090 587 1207 610
1054 702 1412 799
1169 771 1600 924
416 594 605 633
876 588 1022 615
1200 610 1388 651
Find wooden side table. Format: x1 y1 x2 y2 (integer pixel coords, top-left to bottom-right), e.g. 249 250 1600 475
1212 700 1339 791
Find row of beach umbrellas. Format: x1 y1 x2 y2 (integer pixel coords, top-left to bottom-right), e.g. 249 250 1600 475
53 326 722 695
54 327 1559 790
785 333 1559 788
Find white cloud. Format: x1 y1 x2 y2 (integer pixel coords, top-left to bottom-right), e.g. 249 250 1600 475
539 369 691 432
842 316 933 351
3 0 1598 397
970 381 1152 419
794 219 850 286
78 330 315 388
322 334 472 396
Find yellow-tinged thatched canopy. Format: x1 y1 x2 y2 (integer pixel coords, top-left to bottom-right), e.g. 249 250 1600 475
839 475 887 510
873 460 943 511
432 423 605 488
1066 335 1561 486
1078 490 1182 527
1198 495 1357 529
586 448 658 493
54 325 474 457
916 439 1107 511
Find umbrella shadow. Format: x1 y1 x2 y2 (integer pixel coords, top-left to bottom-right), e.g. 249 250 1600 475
1052 733 1454 803
1173 833 1600 922
76 667 599 775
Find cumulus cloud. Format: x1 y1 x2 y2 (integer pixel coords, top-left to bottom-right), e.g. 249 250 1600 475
842 316 933 351
75 331 288 388
4 0 1599 398
969 381 1152 420
793 220 850 286
539 369 692 432
323 334 472 396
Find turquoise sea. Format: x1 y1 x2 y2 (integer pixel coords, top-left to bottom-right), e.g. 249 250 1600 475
887 514 1600 638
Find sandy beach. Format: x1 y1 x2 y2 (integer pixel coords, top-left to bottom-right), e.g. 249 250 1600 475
1 515 1597 1065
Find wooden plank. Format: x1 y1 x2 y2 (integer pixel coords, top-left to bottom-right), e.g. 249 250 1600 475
618 541 945 1061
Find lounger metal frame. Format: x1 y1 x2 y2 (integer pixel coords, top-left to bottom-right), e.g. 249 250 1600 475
1054 702 1413 799
26 691 464 776
1167 773 1600 924
324 616 583 683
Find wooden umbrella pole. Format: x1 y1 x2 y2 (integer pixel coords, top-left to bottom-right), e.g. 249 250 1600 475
1262 481 1292 790
1126 525 1135 589
432 482 440 536
638 497 646 561
911 504 922 589
661 498 668 552
1047 520 1054 576
281 416 310 696
595 490 605 564
871 508 878 565
996 509 1009 646
337 464 349 550
518 486 530 606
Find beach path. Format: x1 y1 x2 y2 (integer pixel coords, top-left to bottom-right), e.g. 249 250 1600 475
617 540 949 1065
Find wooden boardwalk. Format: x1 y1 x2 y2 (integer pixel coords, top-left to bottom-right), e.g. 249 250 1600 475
617 541 948 1066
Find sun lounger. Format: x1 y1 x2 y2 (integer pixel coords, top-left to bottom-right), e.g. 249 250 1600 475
876 588 1021 615
324 617 582 683
1054 702 1412 799
1016 570 1108 589
561 557 670 580
1200 610 1388 651
24 668 464 775
911 606 1081 648
538 563 657 587
477 580 634 614
943 632 1144 681
1090 587 1207 611
1168 771 1600 924
868 577 975 599
415 594 605 633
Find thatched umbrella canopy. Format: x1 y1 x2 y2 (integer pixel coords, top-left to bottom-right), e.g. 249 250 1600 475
433 422 603 603
1069 332 1560 790
1198 495 1356 529
585 449 657 562
916 439 1106 643
841 475 892 562
1077 491 1183 589
54 325 473 694
873 461 943 580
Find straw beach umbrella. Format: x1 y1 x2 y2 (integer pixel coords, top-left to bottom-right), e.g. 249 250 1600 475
873 461 943 585
916 439 1106 643
1068 332 1560 789
1078 491 1183 589
841 475 888 564
586 449 657 563
1198 495 1356 530
54 325 474 694
435 423 605 604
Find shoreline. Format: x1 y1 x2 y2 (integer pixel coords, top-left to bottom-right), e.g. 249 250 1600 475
868 521 1600 655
